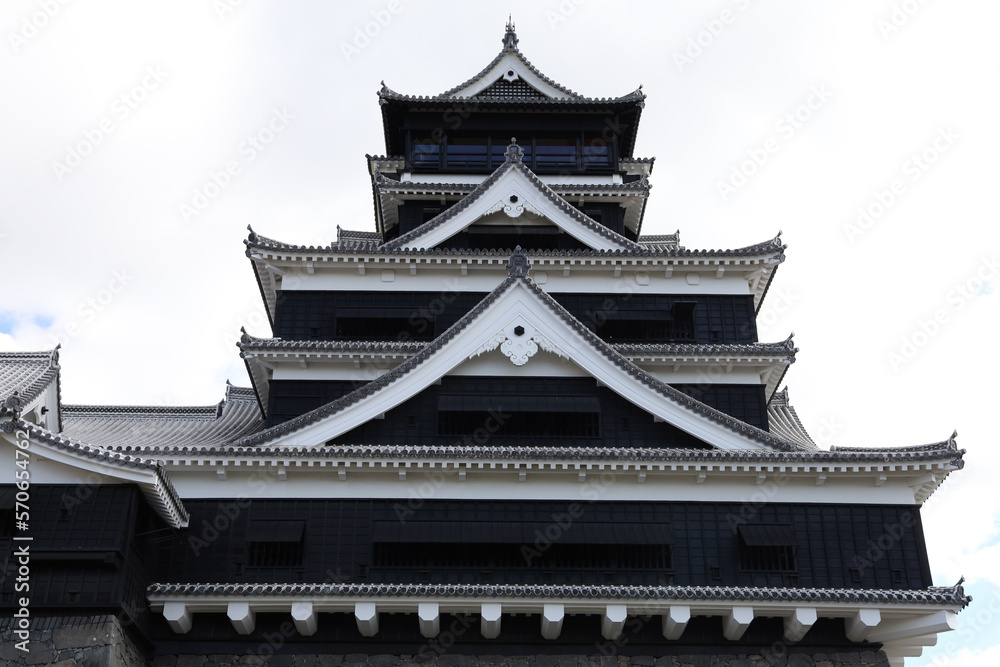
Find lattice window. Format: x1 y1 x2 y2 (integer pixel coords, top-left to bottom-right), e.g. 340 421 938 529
738 524 798 572
476 78 541 99
246 520 304 568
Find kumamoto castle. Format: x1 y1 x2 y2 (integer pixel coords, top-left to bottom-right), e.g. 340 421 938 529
0 22 970 667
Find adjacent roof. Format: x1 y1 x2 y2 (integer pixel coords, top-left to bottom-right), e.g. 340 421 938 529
61 383 264 450
0 348 60 408
768 388 817 448
0 415 188 528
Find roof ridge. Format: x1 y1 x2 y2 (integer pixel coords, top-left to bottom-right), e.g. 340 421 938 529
63 404 220 416
433 23 582 99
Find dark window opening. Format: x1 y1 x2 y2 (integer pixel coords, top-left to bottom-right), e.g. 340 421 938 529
411 139 440 169
445 224 590 252
437 395 601 439
439 410 599 438
371 520 672 575
446 137 489 169
583 138 610 168
534 136 578 170
373 541 671 572
336 316 430 340
593 301 696 343
408 133 614 173
738 524 797 572
246 520 304 569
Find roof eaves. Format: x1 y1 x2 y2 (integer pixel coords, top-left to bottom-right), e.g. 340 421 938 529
7 419 189 528
146 582 971 608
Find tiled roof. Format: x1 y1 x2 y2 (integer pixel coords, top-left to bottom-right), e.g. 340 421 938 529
832 432 963 454
234 273 809 452
637 232 681 252
61 384 264 450
336 227 380 243
0 348 60 407
379 23 642 106
436 21 582 99
8 418 189 528
237 336 795 360
613 338 796 358
110 441 963 466
239 332 425 354
246 226 782 260
767 388 816 449
146 581 971 608
378 86 646 106
381 145 643 252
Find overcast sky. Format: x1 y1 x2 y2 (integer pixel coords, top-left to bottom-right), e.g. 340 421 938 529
1 1 997 662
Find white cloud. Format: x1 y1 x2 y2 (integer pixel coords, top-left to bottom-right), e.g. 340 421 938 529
915 644 1000 667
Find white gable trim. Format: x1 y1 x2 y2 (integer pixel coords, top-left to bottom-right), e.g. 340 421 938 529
450 53 569 99
394 165 633 252
0 423 189 528
260 280 778 451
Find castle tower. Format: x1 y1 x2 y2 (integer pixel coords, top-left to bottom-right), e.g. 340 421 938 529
0 22 968 667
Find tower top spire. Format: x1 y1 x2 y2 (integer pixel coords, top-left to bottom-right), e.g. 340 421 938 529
503 16 518 49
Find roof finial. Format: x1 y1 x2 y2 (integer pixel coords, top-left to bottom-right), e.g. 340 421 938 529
503 16 518 49
504 138 523 164
507 246 531 278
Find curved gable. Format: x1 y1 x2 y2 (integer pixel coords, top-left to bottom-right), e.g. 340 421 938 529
239 267 804 453
383 145 641 252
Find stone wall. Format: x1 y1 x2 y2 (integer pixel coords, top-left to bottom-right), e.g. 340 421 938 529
0 614 146 667
149 652 891 667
